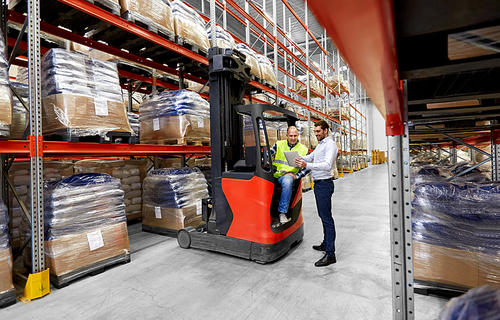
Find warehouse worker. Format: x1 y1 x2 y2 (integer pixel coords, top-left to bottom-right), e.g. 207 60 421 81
294 120 338 267
270 126 309 228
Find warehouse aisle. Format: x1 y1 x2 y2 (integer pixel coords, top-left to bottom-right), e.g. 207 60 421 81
1 164 448 320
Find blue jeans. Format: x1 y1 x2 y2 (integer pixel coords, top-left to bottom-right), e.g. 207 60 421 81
278 174 294 214
314 180 336 257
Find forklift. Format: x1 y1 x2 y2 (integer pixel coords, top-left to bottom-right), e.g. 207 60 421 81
177 47 304 263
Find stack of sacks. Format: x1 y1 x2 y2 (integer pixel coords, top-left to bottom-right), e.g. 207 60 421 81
10 82 29 140
120 0 174 36
128 112 140 139
327 74 349 94
171 0 209 51
20 173 130 276
411 165 500 288
9 161 74 248
0 198 14 299
235 43 262 79
41 48 133 141
139 90 210 144
75 159 148 220
207 25 235 49
142 167 209 230
295 74 323 98
0 32 13 139
327 99 345 118
256 54 277 88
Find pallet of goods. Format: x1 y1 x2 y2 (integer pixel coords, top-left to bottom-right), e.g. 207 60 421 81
171 0 210 53
41 48 134 143
139 89 210 145
142 167 209 236
0 33 12 140
20 173 130 288
119 0 175 40
0 199 15 308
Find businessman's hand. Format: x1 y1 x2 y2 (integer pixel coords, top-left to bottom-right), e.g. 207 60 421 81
294 157 307 168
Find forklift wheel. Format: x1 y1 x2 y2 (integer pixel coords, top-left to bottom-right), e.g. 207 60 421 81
177 229 191 249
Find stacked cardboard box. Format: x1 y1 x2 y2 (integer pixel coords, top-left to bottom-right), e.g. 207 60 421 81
120 0 174 36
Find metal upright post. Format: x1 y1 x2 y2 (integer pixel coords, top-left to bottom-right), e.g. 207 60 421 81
273 0 277 105
492 130 500 181
27 0 44 273
245 0 250 44
222 0 227 30
263 0 267 56
388 80 414 320
347 70 352 171
452 141 458 164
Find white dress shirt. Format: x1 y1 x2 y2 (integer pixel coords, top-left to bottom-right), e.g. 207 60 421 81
302 135 338 181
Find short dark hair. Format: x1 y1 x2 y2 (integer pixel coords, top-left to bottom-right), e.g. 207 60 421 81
315 120 329 131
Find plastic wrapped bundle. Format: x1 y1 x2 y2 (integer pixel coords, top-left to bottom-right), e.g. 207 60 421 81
412 166 500 289
438 285 500 320
295 74 324 97
0 197 13 296
0 32 12 139
10 82 29 140
36 173 130 277
41 48 133 140
207 25 235 49
235 43 262 79
75 159 148 220
295 121 318 148
16 66 29 84
139 89 210 144
256 54 277 87
120 0 174 36
171 0 209 51
142 167 209 230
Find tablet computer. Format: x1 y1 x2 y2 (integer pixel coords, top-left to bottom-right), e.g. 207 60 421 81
284 150 300 168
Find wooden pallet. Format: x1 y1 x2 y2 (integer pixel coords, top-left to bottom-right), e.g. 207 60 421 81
44 129 134 144
50 252 131 289
414 280 468 298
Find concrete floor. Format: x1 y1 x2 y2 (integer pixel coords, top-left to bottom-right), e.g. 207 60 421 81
1 164 448 319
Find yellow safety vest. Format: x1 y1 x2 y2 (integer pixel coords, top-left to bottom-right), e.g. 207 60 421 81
273 140 308 178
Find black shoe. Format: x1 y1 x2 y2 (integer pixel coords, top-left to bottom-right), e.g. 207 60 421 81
312 244 325 251
315 254 337 267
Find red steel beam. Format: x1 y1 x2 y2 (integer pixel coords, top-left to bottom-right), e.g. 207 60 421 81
306 0 402 135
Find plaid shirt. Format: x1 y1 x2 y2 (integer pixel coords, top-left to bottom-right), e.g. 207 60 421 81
270 141 311 179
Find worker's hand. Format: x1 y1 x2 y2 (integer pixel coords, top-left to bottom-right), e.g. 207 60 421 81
294 157 307 168
285 173 297 180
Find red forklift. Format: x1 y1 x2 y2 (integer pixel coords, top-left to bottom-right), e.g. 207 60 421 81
177 47 304 263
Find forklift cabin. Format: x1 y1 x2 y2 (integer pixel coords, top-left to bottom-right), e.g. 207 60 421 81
177 48 304 263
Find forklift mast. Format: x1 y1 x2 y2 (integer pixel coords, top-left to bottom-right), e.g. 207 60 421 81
208 47 251 235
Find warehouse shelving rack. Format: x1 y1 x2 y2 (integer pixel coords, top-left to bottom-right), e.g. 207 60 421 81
0 0 369 284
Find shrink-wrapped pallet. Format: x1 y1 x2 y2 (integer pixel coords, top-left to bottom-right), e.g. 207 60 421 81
139 90 210 144
295 121 318 148
75 159 148 220
10 82 28 140
20 174 130 277
9 161 74 248
411 165 500 289
41 49 133 141
207 25 235 49
256 54 277 88
171 0 209 51
142 167 209 230
235 43 262 79
0 198 14 297
120 0 174 36
327 74 349 94
0 32 12 139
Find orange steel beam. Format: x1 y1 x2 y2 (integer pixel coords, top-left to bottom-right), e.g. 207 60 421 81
306 0 402 135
